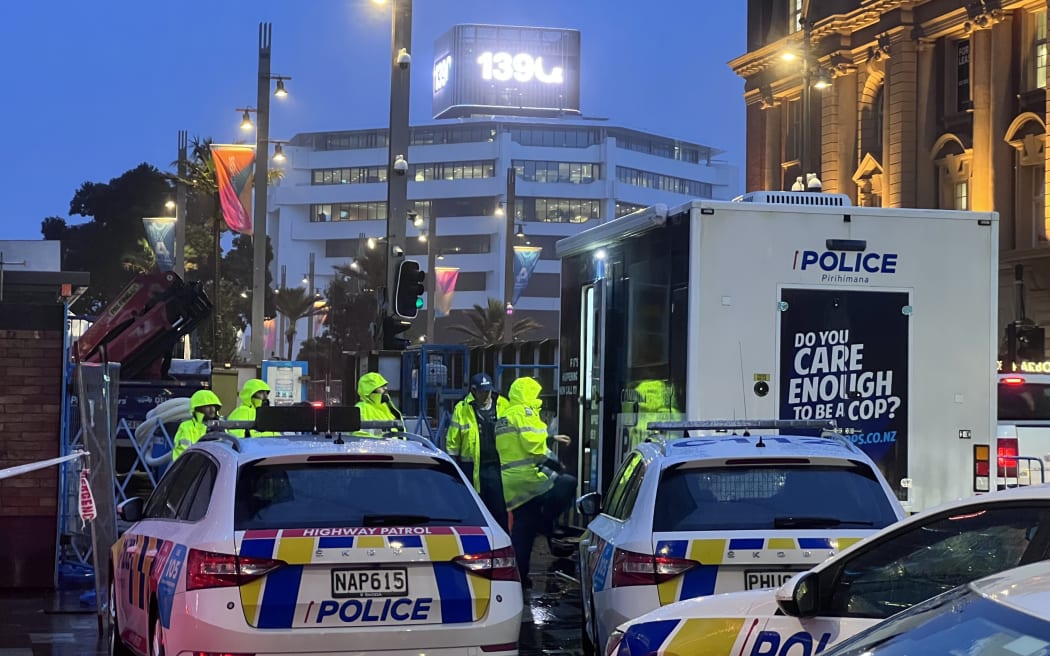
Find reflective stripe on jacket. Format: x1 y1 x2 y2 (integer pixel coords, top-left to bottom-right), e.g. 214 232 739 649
446 393 509 490
496 377 553 510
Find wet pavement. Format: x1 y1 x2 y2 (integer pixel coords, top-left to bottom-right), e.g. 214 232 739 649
0 541 584 656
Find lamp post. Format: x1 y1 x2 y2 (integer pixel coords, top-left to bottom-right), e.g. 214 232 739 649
790 15 830 184
305 252 316 347
175 130 188 277
248 22 293 365
381 0 413 331
502 167 517 345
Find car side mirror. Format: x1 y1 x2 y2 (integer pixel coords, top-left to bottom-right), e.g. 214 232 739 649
576 491 602 517
775 571 818 617
117 497 144 523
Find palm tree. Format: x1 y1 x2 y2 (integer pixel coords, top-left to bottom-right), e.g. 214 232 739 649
447 298 543 347
273 286 325 358
121 238 156 275
332 248 386 294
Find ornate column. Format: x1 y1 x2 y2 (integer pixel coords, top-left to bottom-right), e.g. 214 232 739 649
884 25 919 208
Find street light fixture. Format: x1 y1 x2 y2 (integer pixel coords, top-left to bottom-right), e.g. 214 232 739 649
515 223 526 239
781 12 830 185
238 107 256 130
272 142 286 162
273 76 290 98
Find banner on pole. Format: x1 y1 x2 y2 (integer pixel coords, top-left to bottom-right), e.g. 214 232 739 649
434 267 460 316
142 217 177 272
210 144 256 234
512 246 543 304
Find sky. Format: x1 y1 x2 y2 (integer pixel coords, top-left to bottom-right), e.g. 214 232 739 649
1 0 747 241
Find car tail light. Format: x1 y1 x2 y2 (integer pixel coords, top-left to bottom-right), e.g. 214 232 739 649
1001 376 1026 386
186 549 285 591
998 437 1019 478
453 546 519 581
610 548 697 587
480 642 519 653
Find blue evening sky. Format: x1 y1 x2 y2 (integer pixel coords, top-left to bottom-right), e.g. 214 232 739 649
1 0 746 240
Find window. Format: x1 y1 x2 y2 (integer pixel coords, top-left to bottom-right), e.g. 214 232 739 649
410 125 496 145
603 453 645 520
610 129 712 164
143 454 208 520
653 464 900 532
615 201 647 218
310 202 388 222
784 99 802 163
1036 11 1048 89
183 462 217 522
954 181 969 210
311 166 387 185
789 0 804 33
512 160 600 184
616 167 714 197
998 382 1050 420
827 504 1050 618
515 197 601 223
410 160 495 182
313 131 388 150
234 459 487 530
509 127 600 148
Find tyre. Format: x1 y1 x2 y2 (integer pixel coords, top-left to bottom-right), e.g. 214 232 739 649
108 578 133 656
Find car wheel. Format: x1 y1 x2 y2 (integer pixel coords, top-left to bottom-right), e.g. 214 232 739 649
150 613 166 656
108 578 133 656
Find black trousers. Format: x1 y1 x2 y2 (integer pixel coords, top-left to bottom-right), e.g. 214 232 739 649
510 473 577 580
478 463 509 532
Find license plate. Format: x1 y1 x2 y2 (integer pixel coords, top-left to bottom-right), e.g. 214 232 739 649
331 568 408 598
744 570 797 590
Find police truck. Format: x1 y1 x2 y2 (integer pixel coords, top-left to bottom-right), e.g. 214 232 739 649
555 191 999 513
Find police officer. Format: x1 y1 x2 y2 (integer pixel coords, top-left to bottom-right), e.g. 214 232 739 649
496 376 576 585
227 378 279 437
447 373 510 530
353 372 405 437
171 389 223 460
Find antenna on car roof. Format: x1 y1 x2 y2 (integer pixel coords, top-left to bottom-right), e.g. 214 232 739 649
738 342 759 443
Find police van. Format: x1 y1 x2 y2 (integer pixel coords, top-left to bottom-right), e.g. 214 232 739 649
556 191 999 515
605 482 1050 656
108 406 523 656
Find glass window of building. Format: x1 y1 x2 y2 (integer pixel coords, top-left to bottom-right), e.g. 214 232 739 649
312 166 387 185
616 201 647 218
953 181 969 211
512 160 600 184
509 127 600 148
1036 11 1048 89
311 202 388 222
616 167 713 197
410 160 495 182
789 0 803 33
516 198 601 223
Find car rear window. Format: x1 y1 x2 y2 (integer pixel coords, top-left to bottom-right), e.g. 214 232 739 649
653 464 899 532
234 459 487 530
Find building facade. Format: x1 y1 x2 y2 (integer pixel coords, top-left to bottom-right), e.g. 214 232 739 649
267 118 736 353
732 0 1050 347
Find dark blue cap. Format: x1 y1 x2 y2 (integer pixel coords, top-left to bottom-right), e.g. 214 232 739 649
470 373 494 392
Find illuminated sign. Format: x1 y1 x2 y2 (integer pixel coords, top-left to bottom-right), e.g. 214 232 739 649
433 55 452 93
477 52 564 84
433 24 581 119
794 250 899 274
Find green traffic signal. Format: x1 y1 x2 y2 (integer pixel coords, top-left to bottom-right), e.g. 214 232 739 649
415 297 424 309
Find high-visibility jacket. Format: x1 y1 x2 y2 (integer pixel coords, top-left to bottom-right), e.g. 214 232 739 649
628 378 680 447
227 378 279 437
353 372 405 437
495 377 554 510
172 389 223 460
446 393 509 490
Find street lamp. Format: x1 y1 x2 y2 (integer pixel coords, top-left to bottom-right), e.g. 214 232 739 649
248 22 294 365
238 108 256 131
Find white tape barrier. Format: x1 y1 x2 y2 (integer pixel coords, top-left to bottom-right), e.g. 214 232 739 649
0 450 88 481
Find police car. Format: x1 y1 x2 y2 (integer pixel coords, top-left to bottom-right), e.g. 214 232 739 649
605 483 1050 656
576 420 906 653
820 558 1050 656
108 407 523 656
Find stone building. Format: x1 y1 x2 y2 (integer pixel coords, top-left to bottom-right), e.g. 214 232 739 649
731 0 1050 348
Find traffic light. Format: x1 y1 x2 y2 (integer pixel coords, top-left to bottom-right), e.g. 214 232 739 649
382 314 412 351
1017 324 1046 361
394 260 426 319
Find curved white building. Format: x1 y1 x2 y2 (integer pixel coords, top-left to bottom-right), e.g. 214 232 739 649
268 117 736 352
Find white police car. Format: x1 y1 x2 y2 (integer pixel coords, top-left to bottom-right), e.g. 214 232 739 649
577 420 906 653
820 558 1050 656
605 483 1050 656
108 408 523 656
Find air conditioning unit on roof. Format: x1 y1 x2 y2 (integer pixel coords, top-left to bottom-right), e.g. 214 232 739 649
734 191 852 207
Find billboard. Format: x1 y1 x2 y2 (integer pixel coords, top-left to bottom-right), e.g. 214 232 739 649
778 287 910 494
433 24 581 119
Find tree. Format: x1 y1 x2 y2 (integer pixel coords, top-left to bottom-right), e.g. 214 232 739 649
447 298 543 347
274 286 325 359
46 164 173 313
